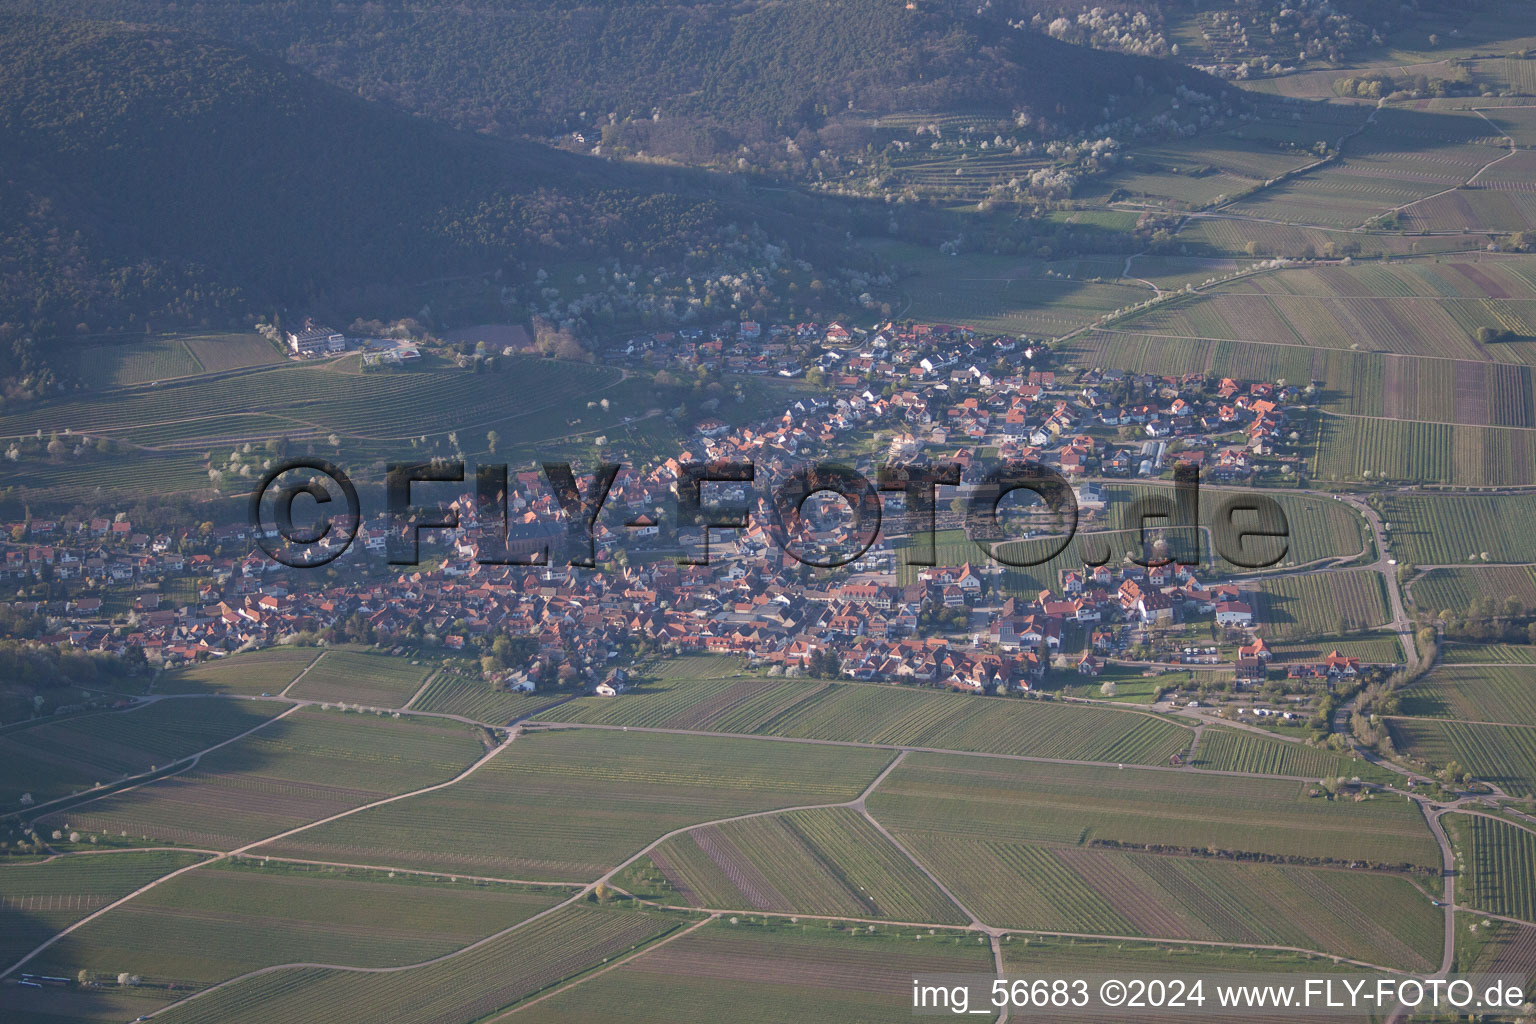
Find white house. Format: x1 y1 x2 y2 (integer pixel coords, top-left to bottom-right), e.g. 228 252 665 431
1214 601 1254 627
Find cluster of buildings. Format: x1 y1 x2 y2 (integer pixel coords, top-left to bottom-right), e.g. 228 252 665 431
4 319 1358 698
616 319 1302 483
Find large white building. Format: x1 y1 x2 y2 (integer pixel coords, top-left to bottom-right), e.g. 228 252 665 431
287 322 345 356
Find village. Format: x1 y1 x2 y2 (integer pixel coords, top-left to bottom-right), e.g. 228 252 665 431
3 319 1370 714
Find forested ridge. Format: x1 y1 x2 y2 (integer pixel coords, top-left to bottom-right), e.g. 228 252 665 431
5 0 1226 144
0 15 872 396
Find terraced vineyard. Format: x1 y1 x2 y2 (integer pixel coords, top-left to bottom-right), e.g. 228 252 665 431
39 707 487 850
0 699 282 808
1194 728 1388 782
511 918 996 1024
0 850 211 968
1256 571 1390 639
287 651 434 707
146 903 685 1024
1387 718 1536 798
756 683 1192 765
1411 566 1536 614
256 728 890 882
1440 643 1536 665
408 670 567 724
618 806 965 924
896 835 1442 970
1400 665 1536 727
28 860 571 986
1383 493 1536 566
1311 413 1536 487
1455 814 1536 924
868 753 1439 868
540 672 1194 766
154 649 320 696
547 675 826 734
0 356 629 458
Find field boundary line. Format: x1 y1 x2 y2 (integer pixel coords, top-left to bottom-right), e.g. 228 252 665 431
1383 714 1536 731
248 855 583 887
489 914 717 1019
858 807 990 932
0 846 223 869
135 757 886 1017
401 668 440 710
602 892 1420 973
1441 807 1536 841
527 722 1369 784
1 718 515 983
991 933 1009 1024
1452 906 1536 928
279 650 328 697
3 701 304 823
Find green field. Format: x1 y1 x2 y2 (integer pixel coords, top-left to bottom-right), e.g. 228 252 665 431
750 682 1190 764
0 700 281 809
541 673 1194 766
0 850 210 969
256 728 891 881
0 355 627 449
1 983 172 1022
1063 329 1536 429
29 860 571 987
867 753 1439 868
1269 632 1404 665
71 336 205 388
285 654 433 709
617 806 965 924
67 332 283 388
1176 213 1489 260
996 932 1376 1022
1311 412 1536 487
286 650 434 707
1227 108 1505 229
180 333 285 373
1453 814 1536 924
1384 493 1536 566
877 243 1149 337
1115 258 1536 363
1410 566 1536 614
1400 665 1536 727
1194 728 1390 782
512 917 995 1024
145 903 687 1024
1256 571 1390 639
154 649 320 697
543 673 827 734
409 670 569 723
1387 717 1536 798
897 835 1441 969
1440 643 1536 665
38 707 487 850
